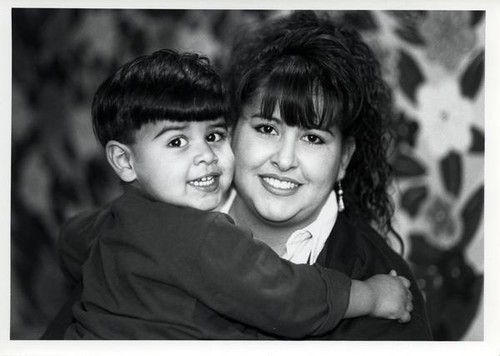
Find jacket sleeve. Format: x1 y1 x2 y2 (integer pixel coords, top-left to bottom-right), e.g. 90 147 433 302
190 213 352 339
58 207 108 286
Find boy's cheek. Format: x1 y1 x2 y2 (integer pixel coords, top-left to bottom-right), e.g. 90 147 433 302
218 142 235 166
224 151 235 179
220 146 235 182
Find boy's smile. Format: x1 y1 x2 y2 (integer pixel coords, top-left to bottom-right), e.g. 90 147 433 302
187 172 221 192
127 118 234 211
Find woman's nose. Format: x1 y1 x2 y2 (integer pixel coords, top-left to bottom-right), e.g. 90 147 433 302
271 136 298 171
193 141 218 166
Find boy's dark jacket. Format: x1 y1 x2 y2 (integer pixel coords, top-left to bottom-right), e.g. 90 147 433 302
61 185 351 339
45 185 433 340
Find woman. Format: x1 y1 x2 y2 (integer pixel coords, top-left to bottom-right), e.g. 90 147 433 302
221 11 432 340
43 11 432 340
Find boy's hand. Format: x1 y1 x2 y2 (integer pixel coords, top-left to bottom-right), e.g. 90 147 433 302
365 270 413 323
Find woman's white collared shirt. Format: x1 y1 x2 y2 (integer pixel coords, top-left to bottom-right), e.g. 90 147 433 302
218 188 338 265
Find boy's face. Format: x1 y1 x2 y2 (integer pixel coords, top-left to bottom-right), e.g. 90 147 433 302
128 118 234 211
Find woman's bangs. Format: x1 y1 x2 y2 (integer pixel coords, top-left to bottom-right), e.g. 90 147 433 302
259 71 343 131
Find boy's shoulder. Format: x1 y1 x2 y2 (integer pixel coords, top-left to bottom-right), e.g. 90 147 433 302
58 202 114 284
117 185 232 224
61 202 113 237
61 185 237 243
110 185 239 244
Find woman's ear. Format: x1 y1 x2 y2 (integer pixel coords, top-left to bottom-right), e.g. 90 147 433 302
105 140 137 183
338 137 356 181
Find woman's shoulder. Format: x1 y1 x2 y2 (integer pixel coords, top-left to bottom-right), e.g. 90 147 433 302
348 214 408 267
320 212 411 278
320 212 434 340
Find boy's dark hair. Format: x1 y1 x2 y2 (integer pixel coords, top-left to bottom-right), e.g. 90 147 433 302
92 49 228 146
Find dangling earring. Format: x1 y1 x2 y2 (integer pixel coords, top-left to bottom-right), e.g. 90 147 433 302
337 180 345 212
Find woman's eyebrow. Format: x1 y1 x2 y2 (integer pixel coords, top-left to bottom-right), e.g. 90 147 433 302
315 127 335 137
250 114 281 124
249 113 334 136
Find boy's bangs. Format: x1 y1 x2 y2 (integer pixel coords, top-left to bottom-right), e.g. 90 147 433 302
126 86 229 125
259 63 344 131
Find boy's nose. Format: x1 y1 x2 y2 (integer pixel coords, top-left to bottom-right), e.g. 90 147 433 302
193 142 218 165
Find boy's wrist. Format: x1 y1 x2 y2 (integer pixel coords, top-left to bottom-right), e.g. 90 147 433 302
362 279 378 316
346 279 375 318
359 280 376 316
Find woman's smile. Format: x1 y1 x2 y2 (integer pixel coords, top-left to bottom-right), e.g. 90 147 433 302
259 174 301 196
231 103 354 226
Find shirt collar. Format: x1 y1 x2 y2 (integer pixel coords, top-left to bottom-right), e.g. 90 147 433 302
298 190 338 248
218 187 339 265
282 190 338 264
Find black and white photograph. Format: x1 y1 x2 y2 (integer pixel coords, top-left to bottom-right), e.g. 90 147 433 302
2 1 499 355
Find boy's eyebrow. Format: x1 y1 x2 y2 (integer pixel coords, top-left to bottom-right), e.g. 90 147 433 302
153 124 188 140
207 120 228 129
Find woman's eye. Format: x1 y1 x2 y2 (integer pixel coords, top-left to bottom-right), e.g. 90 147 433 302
302 134 324 145
167 137 188 147
255 125 277 135
206 131 226 142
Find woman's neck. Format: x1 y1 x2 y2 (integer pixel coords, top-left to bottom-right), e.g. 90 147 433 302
228 195 308 256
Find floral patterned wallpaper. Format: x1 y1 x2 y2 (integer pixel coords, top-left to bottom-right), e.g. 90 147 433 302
365 11 485 341
10 9 484 340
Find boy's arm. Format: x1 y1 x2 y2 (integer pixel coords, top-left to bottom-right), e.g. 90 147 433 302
189 213 351 338
189 214 412 338
58 207 109 286
42 208 107 340
40 283 82 339
346 280 375 318
346 274 412 322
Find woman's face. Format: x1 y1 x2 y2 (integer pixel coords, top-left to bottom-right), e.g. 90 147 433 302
231 97 355 227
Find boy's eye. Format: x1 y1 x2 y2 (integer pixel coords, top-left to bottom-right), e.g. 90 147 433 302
255 125 277 135
206 131 226 143
301 134 324 145
167 137 188 147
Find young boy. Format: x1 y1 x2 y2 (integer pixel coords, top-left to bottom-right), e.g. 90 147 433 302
63 49 413 339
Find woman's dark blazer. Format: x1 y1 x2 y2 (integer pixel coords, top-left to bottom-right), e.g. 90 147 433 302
313 212 433 340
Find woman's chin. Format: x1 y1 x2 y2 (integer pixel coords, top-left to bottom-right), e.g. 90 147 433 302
254 205 299 225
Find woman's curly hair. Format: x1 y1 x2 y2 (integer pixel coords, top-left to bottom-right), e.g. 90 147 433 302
227 11 396 234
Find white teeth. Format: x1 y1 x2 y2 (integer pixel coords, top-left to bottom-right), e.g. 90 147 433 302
190 176 216 187
263 177 298 190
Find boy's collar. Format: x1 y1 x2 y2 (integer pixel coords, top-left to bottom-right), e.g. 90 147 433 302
123 182 155 202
